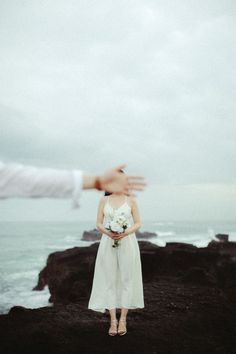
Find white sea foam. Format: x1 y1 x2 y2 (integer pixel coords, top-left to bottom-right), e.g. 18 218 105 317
63 235 78 242
155 230 176 237
7 270 38 281
0 286 52 314
229 231 236 241
193 238 213 248
154 221 174 226
150 238 166 247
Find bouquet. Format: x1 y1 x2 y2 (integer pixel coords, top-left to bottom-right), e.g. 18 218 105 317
105 213 129 248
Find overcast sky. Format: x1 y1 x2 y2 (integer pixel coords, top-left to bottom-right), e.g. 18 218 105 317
0 0 235 222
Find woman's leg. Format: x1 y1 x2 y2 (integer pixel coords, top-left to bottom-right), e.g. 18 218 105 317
118 308 128 333
108 308 117 335
120 308 128 320
109 308 117 320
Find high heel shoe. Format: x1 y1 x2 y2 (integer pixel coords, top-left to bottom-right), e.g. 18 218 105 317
118 318 127 336
108 319 118 336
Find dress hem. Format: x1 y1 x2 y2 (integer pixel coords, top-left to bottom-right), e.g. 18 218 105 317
88 305 145 313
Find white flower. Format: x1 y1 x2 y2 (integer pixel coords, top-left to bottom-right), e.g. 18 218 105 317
110 220 123 233
117 215 126 223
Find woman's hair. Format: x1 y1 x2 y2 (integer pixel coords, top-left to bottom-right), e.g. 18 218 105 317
104 169 125 196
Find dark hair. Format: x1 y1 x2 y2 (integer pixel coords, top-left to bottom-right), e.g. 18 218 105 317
104 169 125 196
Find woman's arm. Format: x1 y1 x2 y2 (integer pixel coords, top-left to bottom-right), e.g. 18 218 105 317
0 162 146 207
124 197 141 236
96 197 115 238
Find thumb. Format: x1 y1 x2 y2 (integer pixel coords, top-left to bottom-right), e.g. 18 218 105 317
115 163 126 171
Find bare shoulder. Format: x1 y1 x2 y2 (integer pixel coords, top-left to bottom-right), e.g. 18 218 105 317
98 196 107 205
127 195 138 208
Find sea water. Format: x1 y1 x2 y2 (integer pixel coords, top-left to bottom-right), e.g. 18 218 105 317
0 220 235 314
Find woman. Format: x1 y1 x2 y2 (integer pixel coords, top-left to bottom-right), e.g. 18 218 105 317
88 169 144 336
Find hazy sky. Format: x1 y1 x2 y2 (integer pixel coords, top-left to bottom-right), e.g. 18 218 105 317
0 0 235 222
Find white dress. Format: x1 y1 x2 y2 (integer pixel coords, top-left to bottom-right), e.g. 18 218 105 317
88 195 145 313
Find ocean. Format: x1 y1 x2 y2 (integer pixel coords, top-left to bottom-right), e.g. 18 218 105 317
0 220 236 315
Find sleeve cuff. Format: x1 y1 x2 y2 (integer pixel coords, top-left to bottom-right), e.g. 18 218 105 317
71 170 84 208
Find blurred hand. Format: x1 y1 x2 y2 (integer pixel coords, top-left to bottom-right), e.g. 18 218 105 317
99 164 146 197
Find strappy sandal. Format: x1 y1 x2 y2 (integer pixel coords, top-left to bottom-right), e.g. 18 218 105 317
108 319 118 336
118 318 127 336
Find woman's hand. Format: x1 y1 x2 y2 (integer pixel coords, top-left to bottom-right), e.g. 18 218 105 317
107 231 120 239
117 232 128 240
107 230 128 240
112 231 128 240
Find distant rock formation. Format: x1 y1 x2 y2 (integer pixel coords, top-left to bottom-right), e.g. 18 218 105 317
215 233 229 242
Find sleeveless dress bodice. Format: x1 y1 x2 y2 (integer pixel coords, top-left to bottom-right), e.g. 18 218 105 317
103 195 134 230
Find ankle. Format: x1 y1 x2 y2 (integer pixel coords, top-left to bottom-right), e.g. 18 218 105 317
119 317 126 321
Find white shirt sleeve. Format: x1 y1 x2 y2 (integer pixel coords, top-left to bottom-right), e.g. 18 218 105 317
0 162 84 208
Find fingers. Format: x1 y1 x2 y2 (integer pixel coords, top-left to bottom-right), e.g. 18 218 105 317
112 236 119 240
127 176 145 181
127 178 147 188
129 186 146 191
127 181 146 186
116 235 124 240
114 164 127 171
112 233 123 239
125 184 146 193
127 183 146 189
124 188 136 197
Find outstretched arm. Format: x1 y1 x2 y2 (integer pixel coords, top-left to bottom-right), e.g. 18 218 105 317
0 162 146 208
